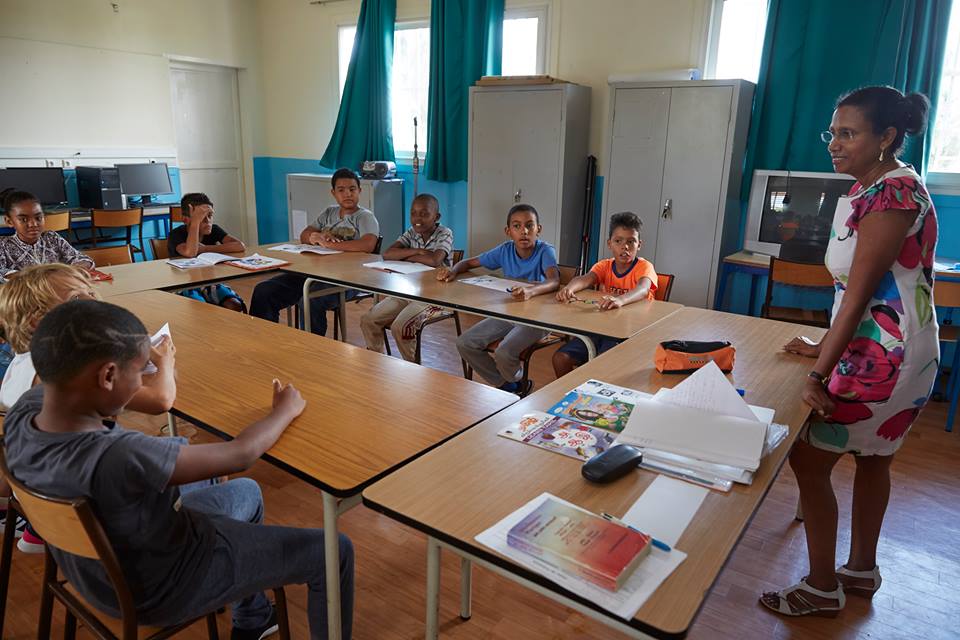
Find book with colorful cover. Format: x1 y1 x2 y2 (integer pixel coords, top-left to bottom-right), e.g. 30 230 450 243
546 380 644 433
498 412 617 461
506 496 652 591
225 254 290 271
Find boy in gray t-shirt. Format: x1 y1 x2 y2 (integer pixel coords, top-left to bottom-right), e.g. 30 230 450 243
4 300 354 638
249 168 380 336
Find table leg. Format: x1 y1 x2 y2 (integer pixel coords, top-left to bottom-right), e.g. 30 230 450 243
302 278 314 335
338 290 347 342
747 273 760 317
426 537 441 640
322 491 343 640
459 557 472 620
714 263 731 311
570 332 597 361
166 412 178 437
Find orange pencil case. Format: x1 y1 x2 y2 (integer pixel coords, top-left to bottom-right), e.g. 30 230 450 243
654 340 735 374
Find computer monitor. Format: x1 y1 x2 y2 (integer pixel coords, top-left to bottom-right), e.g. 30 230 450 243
743 170 856 263
0 167 67 208
116 162 173 205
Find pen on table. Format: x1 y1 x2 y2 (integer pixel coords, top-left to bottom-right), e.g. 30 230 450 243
600 513 671 552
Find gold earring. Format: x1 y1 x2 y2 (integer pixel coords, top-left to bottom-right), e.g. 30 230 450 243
879 148 885 162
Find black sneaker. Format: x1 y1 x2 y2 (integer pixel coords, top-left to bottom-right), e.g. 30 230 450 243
0 510 27 539
230 606 279 640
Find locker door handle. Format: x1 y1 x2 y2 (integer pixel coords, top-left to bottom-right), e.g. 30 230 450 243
661 198 673 220
514 188 522 203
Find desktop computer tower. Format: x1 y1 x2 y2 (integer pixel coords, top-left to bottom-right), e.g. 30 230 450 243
77 166 123 210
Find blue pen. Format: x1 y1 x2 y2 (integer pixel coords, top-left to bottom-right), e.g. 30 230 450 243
736 388 746 397
600 513 672 552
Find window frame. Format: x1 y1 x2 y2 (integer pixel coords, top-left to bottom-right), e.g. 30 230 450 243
504 4 549 76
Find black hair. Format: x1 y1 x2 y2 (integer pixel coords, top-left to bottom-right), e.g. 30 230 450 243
180 192 213 215
609 211 642 238
412 193 440 212
331 168 361 189
506 203 539 226
836 86 930 156
31 300 149 385
1 189 40 215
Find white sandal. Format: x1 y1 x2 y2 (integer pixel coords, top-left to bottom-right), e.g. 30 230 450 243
836 565 882 598
760 578 846 617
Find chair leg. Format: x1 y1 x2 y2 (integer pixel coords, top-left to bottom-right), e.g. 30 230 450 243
948 344 960 432
453 313 470 379
63 610 77 640
37 550 57 640
273 588 291 640
205 612 220 640
0 500 17 637
383 327 392 356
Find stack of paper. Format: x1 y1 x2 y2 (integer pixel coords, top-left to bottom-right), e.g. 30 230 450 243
269 243 342 256
362 260 435 274
460 275 525 291
616 362 772 475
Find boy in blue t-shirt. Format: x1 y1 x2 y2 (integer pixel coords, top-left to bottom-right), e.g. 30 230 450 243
436 204 559 395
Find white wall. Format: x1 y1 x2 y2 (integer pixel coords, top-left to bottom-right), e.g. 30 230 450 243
256 0 712 172
0 0 265 239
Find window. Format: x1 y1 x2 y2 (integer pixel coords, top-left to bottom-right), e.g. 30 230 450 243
706 0 768 82
929 1 960 176
338 21 430 154
503 7 547 76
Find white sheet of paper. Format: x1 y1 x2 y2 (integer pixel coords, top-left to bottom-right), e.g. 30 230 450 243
475 492 686 620
143 323 171 375
291 209 308 238
362 261 435 274
622 476 708 547
268 244 341 256
654 361 758 422
460 275 525 292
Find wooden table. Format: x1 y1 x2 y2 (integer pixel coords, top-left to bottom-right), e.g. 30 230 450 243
275 249 684 358
110 290 517 640
94 252 254 297
363 307 827 639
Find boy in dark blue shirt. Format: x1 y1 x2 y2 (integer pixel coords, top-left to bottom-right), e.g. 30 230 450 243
436 204 560 395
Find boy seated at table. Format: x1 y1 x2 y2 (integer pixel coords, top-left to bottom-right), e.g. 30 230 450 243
4 299 355 639
0 189 94 274
0 264 176 555
360 193 453 360
437 204 559 396
250 168 380 336
167 192 246 312
553 211 657 376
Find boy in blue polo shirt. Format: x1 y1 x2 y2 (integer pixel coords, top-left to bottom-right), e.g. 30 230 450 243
436 204 559 395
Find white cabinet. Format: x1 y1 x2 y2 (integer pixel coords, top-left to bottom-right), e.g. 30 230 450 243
601 80 754 308
286 173 404 250
468 83 591 263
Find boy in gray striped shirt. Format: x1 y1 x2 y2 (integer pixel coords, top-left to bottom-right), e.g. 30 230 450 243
360 194 454 361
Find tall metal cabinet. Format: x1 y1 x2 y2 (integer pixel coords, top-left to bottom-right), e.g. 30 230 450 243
286 173 404 249
468 82 591 263
601 80 754 308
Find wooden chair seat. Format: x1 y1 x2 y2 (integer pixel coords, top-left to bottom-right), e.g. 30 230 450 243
86 245 134 267
764 305 830 328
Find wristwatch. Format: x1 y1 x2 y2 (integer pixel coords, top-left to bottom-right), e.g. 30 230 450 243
807 371 827 385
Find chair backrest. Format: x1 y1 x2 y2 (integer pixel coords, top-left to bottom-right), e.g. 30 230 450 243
169 205 183 224
557 264 581 285
86 245 133 267
373 235 384 254
42 211 70 233
769 258 834 287
92 208 143 228
451 249 465 264
655 273 675 302
149 238 169 260
935 279 960 308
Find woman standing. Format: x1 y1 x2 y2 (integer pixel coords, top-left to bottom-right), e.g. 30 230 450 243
761 86 939 617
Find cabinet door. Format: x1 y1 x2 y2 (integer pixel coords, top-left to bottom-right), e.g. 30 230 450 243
604 88 670 259
470 90 562 254
655 86 733 307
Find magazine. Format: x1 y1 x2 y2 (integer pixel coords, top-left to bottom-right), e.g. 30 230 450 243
545 380 643 432
225 253 290 271
498 412 617 461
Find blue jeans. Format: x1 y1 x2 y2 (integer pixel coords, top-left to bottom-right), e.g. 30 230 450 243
174 479 355 638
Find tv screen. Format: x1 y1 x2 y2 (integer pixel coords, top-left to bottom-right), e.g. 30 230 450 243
117 162 172 196
0 167 67 207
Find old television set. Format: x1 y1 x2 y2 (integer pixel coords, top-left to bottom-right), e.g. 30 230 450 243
116 162 172 205
0 167 67 208
743 170 856 263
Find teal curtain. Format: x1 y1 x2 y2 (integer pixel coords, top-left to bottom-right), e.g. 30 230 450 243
742 0 952 198
425 0 504 182
321 0 396 170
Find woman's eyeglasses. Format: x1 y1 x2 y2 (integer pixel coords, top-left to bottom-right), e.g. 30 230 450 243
820 129 857 144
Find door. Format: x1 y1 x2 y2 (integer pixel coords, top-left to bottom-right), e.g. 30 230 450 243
169 62 248 241
604 88 671 259
654 86 733 307
470 89 562 255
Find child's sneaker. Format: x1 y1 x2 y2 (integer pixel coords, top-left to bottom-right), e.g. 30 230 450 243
0 510 27 538
230 605 278 640
17 525 44 554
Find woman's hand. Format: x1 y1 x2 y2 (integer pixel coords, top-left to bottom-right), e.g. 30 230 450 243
783 336 820 358
801 378 836 418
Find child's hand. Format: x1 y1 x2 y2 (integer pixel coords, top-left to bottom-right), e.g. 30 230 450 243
436 266 455 282
597 295 624 311
150 334 176 366
307 231 325 245
272 379 306 418
783 336 820 358
556 286 576 303
511 286 533 301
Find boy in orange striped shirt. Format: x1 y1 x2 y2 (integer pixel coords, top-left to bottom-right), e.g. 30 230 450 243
553 211 657 376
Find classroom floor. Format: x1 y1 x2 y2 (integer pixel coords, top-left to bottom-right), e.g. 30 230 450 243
4 276 959 639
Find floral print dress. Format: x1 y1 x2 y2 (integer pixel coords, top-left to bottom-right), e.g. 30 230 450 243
806 166 939 456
